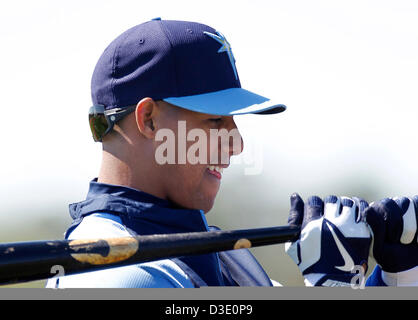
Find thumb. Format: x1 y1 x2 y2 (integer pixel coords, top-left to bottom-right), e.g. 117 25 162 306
288 193 304 227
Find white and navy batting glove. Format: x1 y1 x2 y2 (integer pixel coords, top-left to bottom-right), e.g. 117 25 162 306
285 193 372 286
365 196 418 286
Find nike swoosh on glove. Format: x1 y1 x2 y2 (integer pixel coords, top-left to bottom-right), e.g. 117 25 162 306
285 193 372 286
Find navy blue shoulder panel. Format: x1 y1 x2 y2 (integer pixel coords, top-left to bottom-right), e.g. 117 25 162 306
209 226 273 287
217 250 273 286
171 258 208 288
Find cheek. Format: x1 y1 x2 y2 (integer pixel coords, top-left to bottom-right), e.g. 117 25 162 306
208 138 218 164
179 164 208 192
167 164 220 209
166 165 204 196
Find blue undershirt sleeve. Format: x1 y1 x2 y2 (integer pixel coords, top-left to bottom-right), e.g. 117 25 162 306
45 213 195 288
365 265 387 287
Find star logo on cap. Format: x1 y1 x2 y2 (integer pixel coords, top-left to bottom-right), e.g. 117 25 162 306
203 31 238 80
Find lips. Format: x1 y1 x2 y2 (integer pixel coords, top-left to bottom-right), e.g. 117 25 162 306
206 165 225 180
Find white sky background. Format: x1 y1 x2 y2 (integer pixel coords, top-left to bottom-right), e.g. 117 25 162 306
1 0 418 232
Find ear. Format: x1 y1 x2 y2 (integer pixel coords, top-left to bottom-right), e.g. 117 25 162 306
135 97 157 139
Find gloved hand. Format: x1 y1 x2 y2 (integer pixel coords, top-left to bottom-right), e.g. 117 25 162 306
364 196 418 286
285 193 372 286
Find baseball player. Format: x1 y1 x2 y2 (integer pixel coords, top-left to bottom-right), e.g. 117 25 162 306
46 18 417 288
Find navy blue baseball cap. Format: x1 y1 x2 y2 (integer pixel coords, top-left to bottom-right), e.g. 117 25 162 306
91 18 286 116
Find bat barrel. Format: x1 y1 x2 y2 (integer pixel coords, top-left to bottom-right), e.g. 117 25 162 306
0 225 300 285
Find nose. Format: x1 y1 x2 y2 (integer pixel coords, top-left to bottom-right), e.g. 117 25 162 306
214 117 244 166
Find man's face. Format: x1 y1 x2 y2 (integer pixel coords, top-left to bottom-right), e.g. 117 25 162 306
152 101 243 213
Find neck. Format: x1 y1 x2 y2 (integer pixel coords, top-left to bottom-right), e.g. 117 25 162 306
97 151 132 187
98 150 166 200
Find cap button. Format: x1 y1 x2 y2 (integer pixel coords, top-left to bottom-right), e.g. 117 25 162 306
151 17 162 21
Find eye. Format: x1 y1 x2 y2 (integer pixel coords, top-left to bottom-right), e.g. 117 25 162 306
208 118 222 123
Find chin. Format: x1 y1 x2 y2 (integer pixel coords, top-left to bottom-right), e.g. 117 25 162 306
188 194 216 214
200 201 215 214
199 188 220 213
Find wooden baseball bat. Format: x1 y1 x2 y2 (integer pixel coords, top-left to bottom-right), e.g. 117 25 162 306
0 225 300 285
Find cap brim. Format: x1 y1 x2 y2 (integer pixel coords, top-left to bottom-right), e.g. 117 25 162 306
162 88 286 116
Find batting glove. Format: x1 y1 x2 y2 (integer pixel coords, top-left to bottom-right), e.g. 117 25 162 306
364 196 418 286
285 193 372 286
